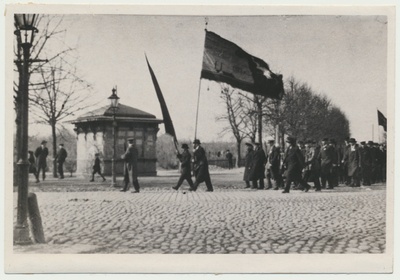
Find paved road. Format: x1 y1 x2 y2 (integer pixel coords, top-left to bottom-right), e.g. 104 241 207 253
14 185 386 254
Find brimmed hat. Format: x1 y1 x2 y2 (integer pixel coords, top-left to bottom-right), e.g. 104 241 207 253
59 143 64 147
360 141 366 145
181 143 189 149
127 138 135 143
367 141 374 145
193 139 201 145
253 142 261 146
41 140 47 144
286 136 296 144
267 139 275 143
245 142 253 147
95 153 100 156
349 138 357 143
322 138 329 142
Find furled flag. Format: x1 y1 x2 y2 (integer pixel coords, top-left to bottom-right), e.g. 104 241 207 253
201 30 284 99
377 110 387 132
145 55 179 149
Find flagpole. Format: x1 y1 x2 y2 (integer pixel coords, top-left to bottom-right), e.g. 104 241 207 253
194 19 208 140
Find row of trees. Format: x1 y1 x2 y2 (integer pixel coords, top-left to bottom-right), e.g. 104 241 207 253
14 15 96 178
217 77 350 165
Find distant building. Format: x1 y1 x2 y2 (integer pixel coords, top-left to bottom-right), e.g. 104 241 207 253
71 103 162 177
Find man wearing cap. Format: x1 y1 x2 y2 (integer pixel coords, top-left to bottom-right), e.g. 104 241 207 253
243 143 254 188
343 138 361 187
192 139 213 192
55 143 68 179
318 138 335 189
359 141 371 186
282 136 311 193
121 138 140 193
90 153 106 182
173 143 194 190
266 139 282 190
34 140 49 182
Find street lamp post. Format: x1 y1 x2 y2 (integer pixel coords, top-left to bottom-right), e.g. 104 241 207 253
108 87 120 188
14 14 39 244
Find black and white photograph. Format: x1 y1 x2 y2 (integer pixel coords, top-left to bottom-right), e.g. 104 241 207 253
3 2 397 275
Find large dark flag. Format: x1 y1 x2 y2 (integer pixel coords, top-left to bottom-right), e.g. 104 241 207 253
201 30 284 99
145 55 178 147
377 110 387 132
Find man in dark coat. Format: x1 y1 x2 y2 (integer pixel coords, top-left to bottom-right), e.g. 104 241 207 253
55 143 67 179
341 138 351 185
90 153 106 182
303 140 322 191
192 139 213 192
121 138 140 193
250 142 266 190
173 143 194 190
319 138 335 189
266 139 282 190
225 150 233 169
243 143 254 188
343 138 361 187
359 141 371 186
34 140 49 182
282 136 311 193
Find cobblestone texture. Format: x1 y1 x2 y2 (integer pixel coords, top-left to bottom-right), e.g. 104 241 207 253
14 183 386 254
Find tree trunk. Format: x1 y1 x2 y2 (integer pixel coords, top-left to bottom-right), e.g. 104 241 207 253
236 140 242 167
51 121 58 178
257 100 263 143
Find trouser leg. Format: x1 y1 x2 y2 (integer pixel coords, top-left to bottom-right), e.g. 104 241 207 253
175 174 185 189
258 178 264 189
205 175 213 191
251 180 258 189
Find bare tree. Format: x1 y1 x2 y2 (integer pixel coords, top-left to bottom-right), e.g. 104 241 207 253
14 15 96 177
216 85 250 167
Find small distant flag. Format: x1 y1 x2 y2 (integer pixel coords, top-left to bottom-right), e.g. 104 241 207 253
201 30 284 99
377 110 387 132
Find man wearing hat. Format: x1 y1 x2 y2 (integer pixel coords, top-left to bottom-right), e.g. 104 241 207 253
90 153 106 182
249 142 266 190
282 136 312 193
225 149 233 169
329 138 340 187
343 138 361 187
121 138 140 193
318 138 335 189
340 137 351 185
55 143 68 179
359 141 371 186
34 140 49 182
173 143 194 190
191 139 213 192
266 139 282 190
243 143 254 188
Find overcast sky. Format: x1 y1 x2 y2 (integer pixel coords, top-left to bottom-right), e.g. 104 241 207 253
30 13 388 143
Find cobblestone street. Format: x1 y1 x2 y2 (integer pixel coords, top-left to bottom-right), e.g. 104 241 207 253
13 172 386 254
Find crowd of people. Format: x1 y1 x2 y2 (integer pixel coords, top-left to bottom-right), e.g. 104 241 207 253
27 136 386 194
250 136 387 193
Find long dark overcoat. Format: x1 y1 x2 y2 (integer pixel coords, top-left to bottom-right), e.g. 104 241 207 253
178 150 192 177
345 146 361 176
193 146 210 183
34 146 49 169
319 145 335 173
243 149 253 181
283 145 305 181
249 148 266 180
